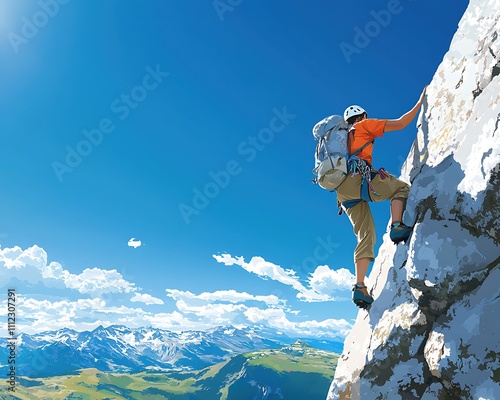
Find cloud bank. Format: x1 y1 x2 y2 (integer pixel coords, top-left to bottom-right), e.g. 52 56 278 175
0 245 353 339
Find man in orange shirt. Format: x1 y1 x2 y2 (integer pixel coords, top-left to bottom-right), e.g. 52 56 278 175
337 87 427 308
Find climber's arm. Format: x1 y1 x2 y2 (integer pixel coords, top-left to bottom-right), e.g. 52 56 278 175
385 86 427 132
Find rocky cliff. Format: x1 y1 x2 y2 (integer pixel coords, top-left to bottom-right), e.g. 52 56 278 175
327 0 500 399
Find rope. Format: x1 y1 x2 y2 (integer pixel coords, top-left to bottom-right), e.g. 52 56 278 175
348 158 389 198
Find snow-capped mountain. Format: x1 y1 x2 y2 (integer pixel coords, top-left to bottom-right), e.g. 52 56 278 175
328 0 499 399
0 324 342 378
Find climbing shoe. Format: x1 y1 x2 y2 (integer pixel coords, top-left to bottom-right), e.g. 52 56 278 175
390 222 413 244
352 283 373 309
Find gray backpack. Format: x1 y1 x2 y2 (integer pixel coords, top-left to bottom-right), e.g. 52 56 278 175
312 115 372 191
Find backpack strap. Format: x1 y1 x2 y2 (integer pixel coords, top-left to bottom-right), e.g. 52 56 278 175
349 133 374 159
350 139 374 157
347 127 374 158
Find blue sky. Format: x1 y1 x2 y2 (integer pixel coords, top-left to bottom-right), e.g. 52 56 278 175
0 0 468 339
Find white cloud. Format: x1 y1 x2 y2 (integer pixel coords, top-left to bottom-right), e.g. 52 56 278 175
131 292 164 305
176 299 247 324
142 311 195 330
166 289 283 306
212 253 244 266
307 265 354 292
64 268 136 294
165 289 284 327
213 253 354 302
296 289 334 302
213 253 306 291
297 265 355 302
128 238 142 248
18 297 107 333
0 245 135 295
244 307 352 338
0 245 46 270
164 288 352 339
293 318 353 338
42 261 69 280
244 306 288 325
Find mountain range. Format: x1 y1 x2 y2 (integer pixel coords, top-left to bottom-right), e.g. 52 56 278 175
1 324 343 378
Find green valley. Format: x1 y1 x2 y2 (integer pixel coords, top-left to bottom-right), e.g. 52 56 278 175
10 341 338 400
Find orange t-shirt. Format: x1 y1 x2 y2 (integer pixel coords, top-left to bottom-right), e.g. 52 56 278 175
348 119 387 165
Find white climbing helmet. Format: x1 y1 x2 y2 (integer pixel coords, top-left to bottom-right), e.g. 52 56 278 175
344 105 366 122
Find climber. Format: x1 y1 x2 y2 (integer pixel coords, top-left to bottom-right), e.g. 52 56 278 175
338 86 427 308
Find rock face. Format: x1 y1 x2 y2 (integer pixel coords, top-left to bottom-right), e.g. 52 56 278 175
327 1 500 399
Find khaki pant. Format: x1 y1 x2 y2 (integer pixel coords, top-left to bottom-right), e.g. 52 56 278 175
337 172 410 262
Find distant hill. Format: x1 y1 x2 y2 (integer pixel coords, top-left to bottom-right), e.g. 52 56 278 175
14 341 339 399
